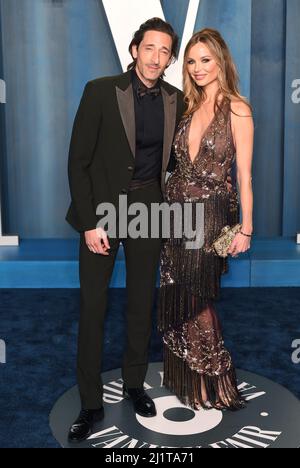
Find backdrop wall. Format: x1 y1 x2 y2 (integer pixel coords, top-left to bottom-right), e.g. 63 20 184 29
0 0 299 238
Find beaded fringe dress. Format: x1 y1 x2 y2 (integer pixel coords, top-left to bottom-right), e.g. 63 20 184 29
158 97 245 410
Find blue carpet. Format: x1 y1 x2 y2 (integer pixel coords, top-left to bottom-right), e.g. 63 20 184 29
0 288 299 448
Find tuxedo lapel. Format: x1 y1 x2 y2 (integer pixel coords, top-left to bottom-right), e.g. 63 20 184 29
115 70 178 166
161 86 177 172
116 82 136 159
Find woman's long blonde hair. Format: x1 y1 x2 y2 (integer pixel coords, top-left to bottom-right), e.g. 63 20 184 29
183 28 252 117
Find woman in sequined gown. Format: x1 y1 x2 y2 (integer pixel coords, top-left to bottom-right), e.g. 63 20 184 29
158 29 254 410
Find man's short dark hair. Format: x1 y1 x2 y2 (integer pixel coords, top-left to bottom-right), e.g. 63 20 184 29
127 17 179 71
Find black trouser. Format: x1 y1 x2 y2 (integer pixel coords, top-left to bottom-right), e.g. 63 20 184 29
77 180 163 409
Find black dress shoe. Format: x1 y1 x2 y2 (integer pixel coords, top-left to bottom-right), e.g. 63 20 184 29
123 385 157 417
68 408 104 444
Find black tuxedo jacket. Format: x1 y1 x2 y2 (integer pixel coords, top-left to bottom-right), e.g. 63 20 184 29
66 70 185 233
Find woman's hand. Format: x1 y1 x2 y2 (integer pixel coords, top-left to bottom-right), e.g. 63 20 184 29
228 232 251 258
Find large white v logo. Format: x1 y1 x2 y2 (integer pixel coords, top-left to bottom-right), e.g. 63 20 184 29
102 0 201 90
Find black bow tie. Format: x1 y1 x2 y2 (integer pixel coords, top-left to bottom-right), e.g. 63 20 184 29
137 85 161 99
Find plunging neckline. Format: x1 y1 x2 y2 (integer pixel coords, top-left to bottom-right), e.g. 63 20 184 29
186 98 225 166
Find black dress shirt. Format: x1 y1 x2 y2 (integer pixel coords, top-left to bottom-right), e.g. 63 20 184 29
131 69 165 181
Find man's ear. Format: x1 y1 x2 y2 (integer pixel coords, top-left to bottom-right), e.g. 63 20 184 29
166 56 174 68
131 45 138 59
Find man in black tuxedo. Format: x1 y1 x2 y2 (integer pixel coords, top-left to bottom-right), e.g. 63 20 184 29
66 18 185 443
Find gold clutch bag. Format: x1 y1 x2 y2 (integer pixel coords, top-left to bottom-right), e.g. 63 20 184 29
212 223 242 258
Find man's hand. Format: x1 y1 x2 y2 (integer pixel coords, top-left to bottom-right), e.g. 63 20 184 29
226 174 233 192
84 228 110 256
